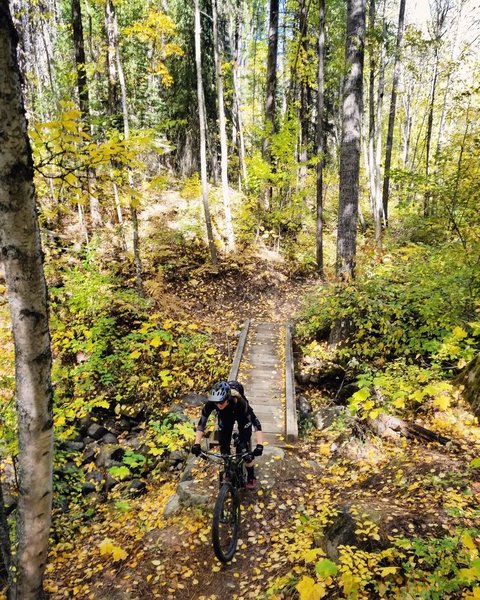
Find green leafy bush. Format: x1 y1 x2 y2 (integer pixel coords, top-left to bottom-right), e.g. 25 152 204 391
297 243 480 367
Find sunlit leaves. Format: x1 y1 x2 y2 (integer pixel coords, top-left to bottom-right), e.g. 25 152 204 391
99 538 128 561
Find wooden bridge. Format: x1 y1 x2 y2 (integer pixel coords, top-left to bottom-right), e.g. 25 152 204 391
228 320 298 446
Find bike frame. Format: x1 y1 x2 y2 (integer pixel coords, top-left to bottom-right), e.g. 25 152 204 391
200 449 252 490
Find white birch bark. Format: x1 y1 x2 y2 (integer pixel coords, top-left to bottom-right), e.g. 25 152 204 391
212 0 235 251
0 4 53 598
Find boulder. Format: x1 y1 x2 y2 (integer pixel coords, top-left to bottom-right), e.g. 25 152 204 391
87 423 109 440
163 494 181 516
94 444 124 468
177 480 211 507
313 406 347 430
181 393 207 407
102 433 119 445
297 395 313 419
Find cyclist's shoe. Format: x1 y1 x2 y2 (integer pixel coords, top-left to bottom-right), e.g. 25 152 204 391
246 478 257 490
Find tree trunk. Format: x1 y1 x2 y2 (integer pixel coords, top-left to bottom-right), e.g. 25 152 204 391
315 0 326 276
71 0 101 232
195 0 219 268
335 0 366 280
381 0 406 226
212 0 235 252
105 0 143 293
423 49 439 217
263 0 279 157
231 7 247 187
457 354 480 420
0 4 54 598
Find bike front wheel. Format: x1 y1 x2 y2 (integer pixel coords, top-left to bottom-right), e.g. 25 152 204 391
212 483 240 562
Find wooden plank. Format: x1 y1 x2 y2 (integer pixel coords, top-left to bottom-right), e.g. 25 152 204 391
285 322 298 443
228 319 250 381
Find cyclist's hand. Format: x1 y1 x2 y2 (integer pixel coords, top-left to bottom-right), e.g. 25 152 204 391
252 444 264 457
191 443 201 456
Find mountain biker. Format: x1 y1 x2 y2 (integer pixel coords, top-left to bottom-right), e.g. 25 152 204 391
191 380 264 490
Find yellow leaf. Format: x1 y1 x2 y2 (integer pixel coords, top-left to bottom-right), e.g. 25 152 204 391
205 347 216 356
99 539 114 555
296 575 325 600
393 397 405 409
150 336 162 348
129 350 141 359
163 319 174 329
433 395 450 411
452 326 467 339
369 409 380 420
111 545 128 561
461 532 477 551
380 567 397 577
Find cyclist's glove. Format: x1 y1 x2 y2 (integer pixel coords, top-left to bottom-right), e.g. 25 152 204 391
191 443 201 456
252 444 264 457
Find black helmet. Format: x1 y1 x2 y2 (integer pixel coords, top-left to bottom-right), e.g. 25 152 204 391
209 381 231 403
227 380 245 397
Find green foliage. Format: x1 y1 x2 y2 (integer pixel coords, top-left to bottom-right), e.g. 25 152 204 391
49 249 225 437
146 413 195 457
297 243 480 366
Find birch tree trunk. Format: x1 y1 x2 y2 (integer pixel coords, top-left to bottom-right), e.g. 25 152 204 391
367 0 386 248
231 7 247 187
195 0 219 268
212 0 235 252
0 4 54 598
315 0 326 276
336 0 366 280
105 0 143 292
381 0 405 225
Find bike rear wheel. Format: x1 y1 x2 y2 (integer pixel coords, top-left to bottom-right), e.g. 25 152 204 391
212 483 240 562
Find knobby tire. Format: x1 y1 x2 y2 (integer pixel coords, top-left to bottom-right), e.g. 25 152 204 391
212 483 240 562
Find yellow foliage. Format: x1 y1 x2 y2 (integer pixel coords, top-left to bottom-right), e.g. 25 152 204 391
296 575 326 600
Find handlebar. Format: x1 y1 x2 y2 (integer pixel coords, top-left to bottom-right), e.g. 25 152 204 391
199 449 254 462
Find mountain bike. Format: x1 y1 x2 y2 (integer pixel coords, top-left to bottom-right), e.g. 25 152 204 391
200 433 252 562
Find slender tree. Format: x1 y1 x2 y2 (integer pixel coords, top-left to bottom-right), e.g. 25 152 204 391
263 0 279 157
315 0 326 276
336 0 366 280
195 0 219 268
105 0 143 292
382 0 406 225
212 0 235 251
0 3 54 597
71 0 102 231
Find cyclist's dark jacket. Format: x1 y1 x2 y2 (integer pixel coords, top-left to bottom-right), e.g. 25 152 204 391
196 397 262 454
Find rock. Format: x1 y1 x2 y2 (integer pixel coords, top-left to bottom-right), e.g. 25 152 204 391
64 441 85 452
318 506 358 560
168 450 185 466
163 494 181 516
94 444 124 468
313 406 347 430
102 433 118 444
86 470 104 486
177 480 211 507
81 482 97 495
128 479 146 496
78 415 93 433
180 393 207 407
297 395 312 419
87 423 109 440
81 445 98 465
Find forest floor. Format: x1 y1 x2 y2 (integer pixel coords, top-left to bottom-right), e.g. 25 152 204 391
4 190 478 600
41 243 480 600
